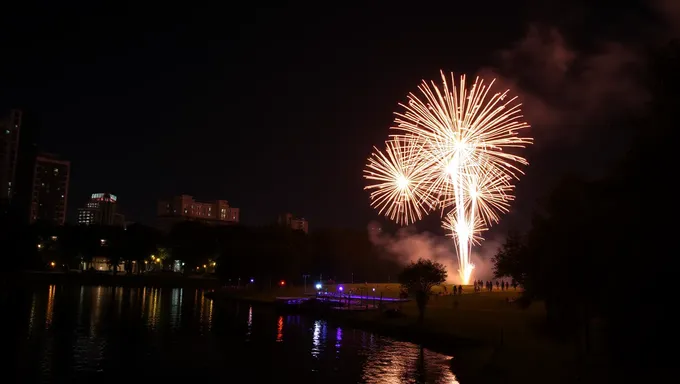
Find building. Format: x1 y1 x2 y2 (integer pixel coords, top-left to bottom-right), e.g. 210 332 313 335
30 153 70 225
156 195 239 230
278 213 309 234
0 109 22 203
77 192 125 227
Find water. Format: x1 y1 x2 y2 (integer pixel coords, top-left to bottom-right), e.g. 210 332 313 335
5 285 460 383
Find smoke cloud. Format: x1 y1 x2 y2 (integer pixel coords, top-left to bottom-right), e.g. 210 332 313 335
365 6 679 284
478 24 649 146
654 0 680 38
368 221 502 285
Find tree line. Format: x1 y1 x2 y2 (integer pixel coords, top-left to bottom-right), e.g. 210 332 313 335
0 219 403 285
491 41 677 380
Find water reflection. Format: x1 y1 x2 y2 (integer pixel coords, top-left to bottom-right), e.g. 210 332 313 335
335 327 343 354
11 285 459 382
276 316 284 342
145 287 161 330
246 305 253 341
170 288 183 329
312 320 321 358
198 292 213 333
361 340 460 384
45 285 55 328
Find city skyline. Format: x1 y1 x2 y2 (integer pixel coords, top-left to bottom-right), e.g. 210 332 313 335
1 108 312 228
1 2 674 234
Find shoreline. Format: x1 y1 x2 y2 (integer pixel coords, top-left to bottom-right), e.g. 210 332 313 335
202 288 604 384
1 271 223 289
204 289 494 381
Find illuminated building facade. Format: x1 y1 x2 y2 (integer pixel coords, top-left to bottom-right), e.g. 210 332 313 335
77 192 125 227
278 213 309 234
30 153 70 225
156 195 239 230
0 109 22 203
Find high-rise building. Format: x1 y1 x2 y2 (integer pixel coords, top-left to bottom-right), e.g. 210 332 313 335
78 192 125 227
30 153 70 225
156 195 239 230
0 109 22 203
278 212 309 234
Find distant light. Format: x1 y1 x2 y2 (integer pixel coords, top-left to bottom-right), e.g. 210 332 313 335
250 278 254 283
372 288 376 292
50 261 55 267
203 264 207 268
315 283 322 290
280 280 285 286
338 286 344 292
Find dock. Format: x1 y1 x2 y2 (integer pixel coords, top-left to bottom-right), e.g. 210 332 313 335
274 292 410 313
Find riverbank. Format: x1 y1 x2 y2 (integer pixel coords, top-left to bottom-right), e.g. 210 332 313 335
1 270 223 289
206 284 609 384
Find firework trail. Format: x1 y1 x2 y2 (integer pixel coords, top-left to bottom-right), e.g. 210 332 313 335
364 71 532 284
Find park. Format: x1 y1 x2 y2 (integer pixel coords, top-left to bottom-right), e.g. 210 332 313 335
208 276 607 384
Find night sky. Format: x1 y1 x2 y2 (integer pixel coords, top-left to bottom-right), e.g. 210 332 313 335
0 1 675 232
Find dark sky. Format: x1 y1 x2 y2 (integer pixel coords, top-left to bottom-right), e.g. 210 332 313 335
0 1 672 231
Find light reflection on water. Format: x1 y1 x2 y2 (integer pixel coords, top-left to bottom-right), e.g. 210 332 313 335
11 285 459 383
277 315 284 342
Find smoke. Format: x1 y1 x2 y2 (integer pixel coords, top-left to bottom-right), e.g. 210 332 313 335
368 221 502 284
654 0 680 38
478 24 649 146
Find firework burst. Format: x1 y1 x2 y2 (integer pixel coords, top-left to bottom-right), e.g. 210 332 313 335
364 71 532 284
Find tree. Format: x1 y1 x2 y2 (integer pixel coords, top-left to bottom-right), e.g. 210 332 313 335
493 231 528 285
398 258 447 324
168 221 217 274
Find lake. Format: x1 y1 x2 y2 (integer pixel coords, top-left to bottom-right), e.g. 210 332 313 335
5 285 460 383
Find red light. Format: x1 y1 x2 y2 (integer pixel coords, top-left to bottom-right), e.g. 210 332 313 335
280 280 285 286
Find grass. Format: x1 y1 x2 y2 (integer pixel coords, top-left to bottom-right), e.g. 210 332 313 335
213 283 609 383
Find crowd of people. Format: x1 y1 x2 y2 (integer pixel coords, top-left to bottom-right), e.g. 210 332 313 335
473 279 517 292
436 279 518 296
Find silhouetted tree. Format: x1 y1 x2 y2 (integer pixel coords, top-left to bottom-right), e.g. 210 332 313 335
398 258 447 324
493 231 527 285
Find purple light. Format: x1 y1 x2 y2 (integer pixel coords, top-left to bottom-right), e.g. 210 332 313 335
250 278 254 283
338 286 344 292
372 288 376 292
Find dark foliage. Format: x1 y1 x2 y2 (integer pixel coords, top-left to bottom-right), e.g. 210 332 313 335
492 41 678 380
0 219 403 286
398 258 447 323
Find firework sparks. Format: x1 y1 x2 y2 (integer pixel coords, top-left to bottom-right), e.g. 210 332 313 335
364 71 532 284
364 136 433 226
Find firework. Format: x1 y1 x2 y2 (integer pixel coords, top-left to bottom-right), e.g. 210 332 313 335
364 136 432 226
364 71 532 284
